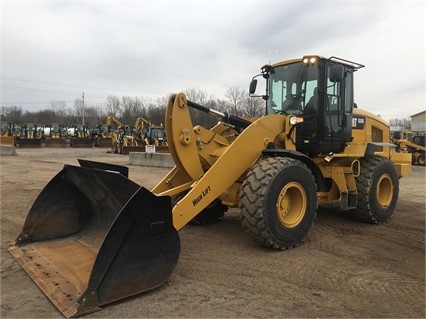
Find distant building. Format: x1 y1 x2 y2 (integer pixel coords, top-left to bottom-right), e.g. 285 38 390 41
390 126 407 132
410 110 426 132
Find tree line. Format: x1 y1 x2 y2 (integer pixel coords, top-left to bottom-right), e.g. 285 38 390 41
0 87 264 130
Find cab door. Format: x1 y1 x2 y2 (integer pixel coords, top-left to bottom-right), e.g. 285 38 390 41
319 63 354 154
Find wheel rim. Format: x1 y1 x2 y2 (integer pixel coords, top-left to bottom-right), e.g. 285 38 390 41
276 182 306 228
376 174 393 208
418 156 425 166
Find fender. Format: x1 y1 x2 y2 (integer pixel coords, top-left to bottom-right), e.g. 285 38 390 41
262 148 327 192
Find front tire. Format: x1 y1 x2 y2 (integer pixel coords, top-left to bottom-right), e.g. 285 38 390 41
240 157 317 250
354 156 399 223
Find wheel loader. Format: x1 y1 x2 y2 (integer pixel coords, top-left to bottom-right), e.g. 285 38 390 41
69 124 94 148
44 124 67 147
9 55 411 318
16 123 42 148
0 122 15 146
393 133 426 166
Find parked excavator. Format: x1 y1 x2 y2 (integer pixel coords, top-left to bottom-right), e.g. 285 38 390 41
9 55 411 318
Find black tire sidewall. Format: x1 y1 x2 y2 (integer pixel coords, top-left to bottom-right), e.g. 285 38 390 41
368 160 399 221
418 155 425 166
262 160 317 247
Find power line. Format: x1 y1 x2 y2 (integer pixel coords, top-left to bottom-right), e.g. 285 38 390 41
1 84 110 102
1 84 80 96
1 101 106 105
1 76 166 95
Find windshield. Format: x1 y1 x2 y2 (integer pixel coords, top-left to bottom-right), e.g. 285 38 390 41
267 62 319 115
151 128 165 139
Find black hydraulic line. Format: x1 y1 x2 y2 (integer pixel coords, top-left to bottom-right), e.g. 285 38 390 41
186 100 252 130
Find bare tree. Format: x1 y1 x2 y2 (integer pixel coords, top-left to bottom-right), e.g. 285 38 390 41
49 100 67 115
185 87 210 105
105 95 121 117
121 96 140 124
132 97 147 119
184 87 217 127
73 98 84 118
225 87 245 116
243 96 264 118
83 106 102 128
147 103 166 126
4 106 23 123
0 87 262 129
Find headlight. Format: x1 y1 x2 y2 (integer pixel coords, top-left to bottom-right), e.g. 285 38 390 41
289 117 304 125
303 56 318 65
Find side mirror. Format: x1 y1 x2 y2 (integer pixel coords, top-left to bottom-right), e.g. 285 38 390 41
329 64 345 82
249 79 257 94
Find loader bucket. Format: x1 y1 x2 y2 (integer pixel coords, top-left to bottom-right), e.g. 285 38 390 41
71 138 94 148
0 135 15 146
122 146 144 155
77 158 129 177
18 138 42 148
8 161 180 318
97 138 112 148
45 138 67 147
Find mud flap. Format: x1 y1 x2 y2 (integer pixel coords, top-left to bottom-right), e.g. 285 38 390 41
8 161 180 318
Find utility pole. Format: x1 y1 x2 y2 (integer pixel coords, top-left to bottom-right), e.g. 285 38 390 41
82 92 85 126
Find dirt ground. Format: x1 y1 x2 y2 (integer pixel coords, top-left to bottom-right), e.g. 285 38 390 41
1 147 425 318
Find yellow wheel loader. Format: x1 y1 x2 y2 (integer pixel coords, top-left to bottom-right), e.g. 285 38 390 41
0 122 15 146
69 124 93 148
9 55 411 318
16 123 42 148
44 124 67 147
393 134 426 166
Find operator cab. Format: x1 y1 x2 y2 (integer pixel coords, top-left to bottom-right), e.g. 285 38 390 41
250 55 364 156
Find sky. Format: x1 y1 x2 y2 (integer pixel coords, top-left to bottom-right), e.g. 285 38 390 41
1 0 425 121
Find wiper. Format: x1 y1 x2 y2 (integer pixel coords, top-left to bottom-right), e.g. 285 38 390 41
280 89 305 114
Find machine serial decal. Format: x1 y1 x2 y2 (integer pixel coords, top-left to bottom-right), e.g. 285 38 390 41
352 116 366 130
192 185 211 206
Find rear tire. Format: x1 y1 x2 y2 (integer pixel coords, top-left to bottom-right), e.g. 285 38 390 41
240 157 317 250
417 153 425 166
354 156 399 223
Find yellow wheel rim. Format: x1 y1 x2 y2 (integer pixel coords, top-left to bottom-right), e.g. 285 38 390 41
376 174 393 208
276 182 307 228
